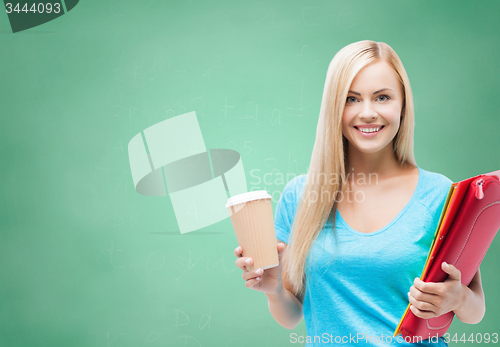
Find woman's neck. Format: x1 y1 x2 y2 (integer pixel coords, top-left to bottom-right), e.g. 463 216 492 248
345 141 406 180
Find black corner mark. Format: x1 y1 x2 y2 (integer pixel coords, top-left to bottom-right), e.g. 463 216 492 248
64 0 77 11
4 0 79 33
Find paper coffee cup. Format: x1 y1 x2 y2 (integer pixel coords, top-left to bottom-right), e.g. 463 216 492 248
226 191 279 271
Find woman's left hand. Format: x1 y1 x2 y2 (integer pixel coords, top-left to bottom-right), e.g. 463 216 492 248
407 262 465 319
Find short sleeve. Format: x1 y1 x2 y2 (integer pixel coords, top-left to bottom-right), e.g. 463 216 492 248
420 170 453 228
274 175 305 244
422 171 453 221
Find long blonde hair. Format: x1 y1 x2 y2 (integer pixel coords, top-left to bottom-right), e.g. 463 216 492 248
282 40 417 296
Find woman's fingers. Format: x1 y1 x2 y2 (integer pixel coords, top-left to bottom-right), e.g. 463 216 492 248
235 243 283 276
234 246 243 257
234 245 252 270
277 242 285 255
408 292 436 312
245 276 262 288
409 304 438 319
235 256 253 270
242 267 263 281
409 285 438 307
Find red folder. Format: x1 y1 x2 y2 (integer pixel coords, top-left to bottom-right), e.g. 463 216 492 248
394 169 500 340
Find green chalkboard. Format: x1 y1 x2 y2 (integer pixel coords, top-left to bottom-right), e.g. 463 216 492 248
1 1 499 346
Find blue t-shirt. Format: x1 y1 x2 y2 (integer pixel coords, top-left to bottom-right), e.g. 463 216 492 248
274 167 452 346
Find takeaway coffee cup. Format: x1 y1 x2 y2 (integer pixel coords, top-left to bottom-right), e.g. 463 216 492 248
226 190 279 271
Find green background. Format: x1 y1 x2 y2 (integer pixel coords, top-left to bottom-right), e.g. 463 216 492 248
1 1 499 346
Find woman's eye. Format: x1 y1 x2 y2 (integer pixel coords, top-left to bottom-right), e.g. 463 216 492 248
346 96 357 103
377 95 390 102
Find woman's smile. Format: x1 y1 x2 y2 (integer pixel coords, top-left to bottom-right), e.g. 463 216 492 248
354 124 385 137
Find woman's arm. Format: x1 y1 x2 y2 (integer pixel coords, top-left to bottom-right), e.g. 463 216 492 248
453 268 485 324
265 284 304 329
408 263 485 324
265 244 304 330
235 241 304 329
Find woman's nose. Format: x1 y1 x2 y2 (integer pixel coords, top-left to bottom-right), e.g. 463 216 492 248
358 101 378 120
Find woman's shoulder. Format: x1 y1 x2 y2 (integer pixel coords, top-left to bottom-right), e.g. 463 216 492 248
281 174 308 201
283 174 307 191
418 166 453 190
416 166 453 216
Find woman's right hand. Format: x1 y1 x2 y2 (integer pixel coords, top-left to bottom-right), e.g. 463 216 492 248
234 242 286 294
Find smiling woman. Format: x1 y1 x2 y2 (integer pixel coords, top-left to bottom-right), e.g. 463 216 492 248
233 40 486 347
342 61 404 154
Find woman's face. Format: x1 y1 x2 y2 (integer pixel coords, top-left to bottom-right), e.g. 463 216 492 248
342 60 404 156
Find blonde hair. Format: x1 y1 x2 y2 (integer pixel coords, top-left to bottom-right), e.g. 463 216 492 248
282 40 417 296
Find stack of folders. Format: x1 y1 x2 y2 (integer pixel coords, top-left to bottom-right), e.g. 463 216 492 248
394 169 500 341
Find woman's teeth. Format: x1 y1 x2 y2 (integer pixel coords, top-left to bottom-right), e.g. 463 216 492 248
358 127 381 133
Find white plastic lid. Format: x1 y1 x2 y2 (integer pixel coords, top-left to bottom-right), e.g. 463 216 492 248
225 190 271 208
